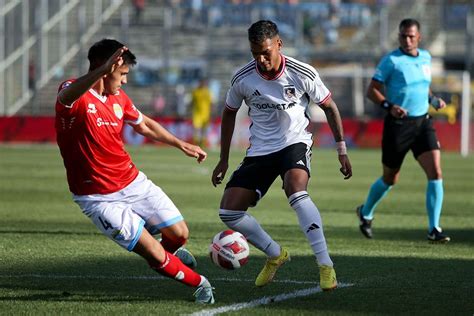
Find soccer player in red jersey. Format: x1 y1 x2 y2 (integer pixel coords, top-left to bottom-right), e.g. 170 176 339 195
55 39 214 304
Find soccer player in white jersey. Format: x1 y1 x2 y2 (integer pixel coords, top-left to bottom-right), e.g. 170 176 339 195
211 20 352 290
55 39 214 304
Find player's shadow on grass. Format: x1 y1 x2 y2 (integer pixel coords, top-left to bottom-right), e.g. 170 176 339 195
0 230 101 236
226 223 474 245
2 252 473 314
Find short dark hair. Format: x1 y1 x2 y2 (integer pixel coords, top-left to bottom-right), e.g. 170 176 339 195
248 20 279 44
87 39 137 70
399 18 420 31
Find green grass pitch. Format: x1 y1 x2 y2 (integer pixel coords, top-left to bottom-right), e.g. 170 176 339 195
0 144 473 315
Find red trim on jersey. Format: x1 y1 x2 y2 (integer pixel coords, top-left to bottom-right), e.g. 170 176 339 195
317 92 332 105
255 54 286 81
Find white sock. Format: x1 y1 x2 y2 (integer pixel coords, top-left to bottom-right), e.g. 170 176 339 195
289 191 333 267
219 209 281 258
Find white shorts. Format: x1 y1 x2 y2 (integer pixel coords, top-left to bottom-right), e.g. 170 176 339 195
73 172 183 251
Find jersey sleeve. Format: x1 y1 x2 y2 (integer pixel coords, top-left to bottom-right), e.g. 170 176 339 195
372 55 394 83
122 93 143 125
305 69 331 105
55 79 82 115
225 81 244 111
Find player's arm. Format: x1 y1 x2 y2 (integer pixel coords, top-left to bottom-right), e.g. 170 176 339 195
133 114 207 163
319 97 352 179
211 107 237 186
367 79 407 118
58 47 127 106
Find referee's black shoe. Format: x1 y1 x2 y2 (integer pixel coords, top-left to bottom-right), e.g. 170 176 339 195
427 227 450 243
356 205 373 239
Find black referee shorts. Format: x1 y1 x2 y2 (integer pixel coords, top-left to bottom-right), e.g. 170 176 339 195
225 143 312 206
382 114 440 169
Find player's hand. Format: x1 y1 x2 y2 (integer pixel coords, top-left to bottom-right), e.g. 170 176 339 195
181 142 207 163
212 159 229 187
338 155 352 180
103 46 128 74
389 104 408 119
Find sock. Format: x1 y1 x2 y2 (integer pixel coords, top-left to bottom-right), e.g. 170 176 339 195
362 177 392 220
426 179 443 231
219 209 281 258
289 191 333 267
150 251 201 287
160 235 184 254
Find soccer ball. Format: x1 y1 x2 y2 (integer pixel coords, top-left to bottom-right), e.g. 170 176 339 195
209 230 250 270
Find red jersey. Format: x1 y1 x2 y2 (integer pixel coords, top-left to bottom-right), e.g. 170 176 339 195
55 79 142 195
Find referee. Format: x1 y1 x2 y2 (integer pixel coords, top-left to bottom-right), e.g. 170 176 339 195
356 18 450 243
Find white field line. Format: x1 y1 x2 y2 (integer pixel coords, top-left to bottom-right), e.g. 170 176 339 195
0 274 317 285
189 283 354 316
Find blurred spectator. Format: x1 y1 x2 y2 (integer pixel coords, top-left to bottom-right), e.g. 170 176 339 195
191 79 212 146
175 84 188 118
323 0 340 44
131 0 145 24
152 90 166 114
28 58 36 92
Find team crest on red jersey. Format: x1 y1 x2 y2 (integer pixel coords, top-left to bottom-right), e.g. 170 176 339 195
113 104 123 119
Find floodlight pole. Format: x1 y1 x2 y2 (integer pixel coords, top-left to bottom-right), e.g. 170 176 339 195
0 0 5 115
460 71 471 157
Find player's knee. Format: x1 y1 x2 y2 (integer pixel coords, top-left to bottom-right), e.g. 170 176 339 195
174 227 189 243
382 175 397 186
219 209 246 227
430 168 442 180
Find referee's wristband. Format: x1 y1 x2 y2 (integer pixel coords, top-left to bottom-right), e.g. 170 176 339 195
336 141 347 155
380 100 393 111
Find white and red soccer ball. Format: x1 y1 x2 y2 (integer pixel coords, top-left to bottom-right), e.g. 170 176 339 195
209 230 250 270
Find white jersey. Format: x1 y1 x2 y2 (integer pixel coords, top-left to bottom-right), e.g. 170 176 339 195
225 55 331 156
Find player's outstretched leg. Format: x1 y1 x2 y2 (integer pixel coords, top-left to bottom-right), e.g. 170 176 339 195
151 251 215 304
135 230 214 304
219 209 286 286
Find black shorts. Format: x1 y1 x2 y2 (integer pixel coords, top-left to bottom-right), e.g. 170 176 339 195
382 114 440 169
225 143 312 205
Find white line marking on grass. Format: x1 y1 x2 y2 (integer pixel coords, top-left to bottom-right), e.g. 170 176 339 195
0 274 317 285
189 283 353 316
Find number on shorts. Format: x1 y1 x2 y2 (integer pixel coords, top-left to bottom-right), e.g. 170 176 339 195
98 217 113 230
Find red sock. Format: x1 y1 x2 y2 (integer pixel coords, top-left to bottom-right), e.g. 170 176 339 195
160 235 185 253
151 251 201 287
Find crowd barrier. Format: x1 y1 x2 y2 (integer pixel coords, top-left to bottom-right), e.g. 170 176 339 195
0 116 463 152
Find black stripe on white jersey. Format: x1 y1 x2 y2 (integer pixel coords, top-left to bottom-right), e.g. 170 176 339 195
286 58 317 77
286 60 316 81
231 61 256 86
